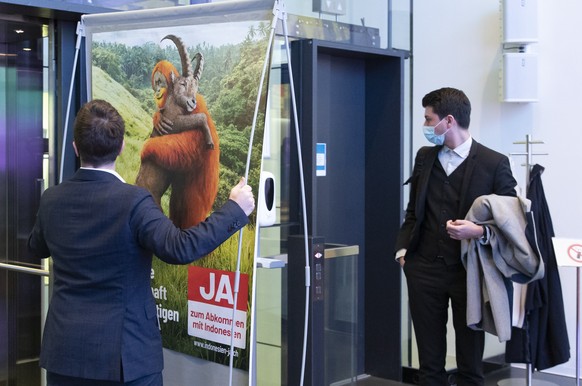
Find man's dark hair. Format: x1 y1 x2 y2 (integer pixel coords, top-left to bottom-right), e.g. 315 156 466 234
422 87 471 129
73 99 125 167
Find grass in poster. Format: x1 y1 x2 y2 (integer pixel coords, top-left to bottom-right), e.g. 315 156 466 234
153 227 255 369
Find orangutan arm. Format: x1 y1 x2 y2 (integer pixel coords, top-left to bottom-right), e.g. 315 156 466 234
157 112 214 150
172 113 209 133
153 111 208 135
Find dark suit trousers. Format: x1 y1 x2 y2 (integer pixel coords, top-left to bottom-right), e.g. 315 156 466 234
404 254 485 386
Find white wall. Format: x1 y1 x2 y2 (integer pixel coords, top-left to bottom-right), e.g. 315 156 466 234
412 0 582 378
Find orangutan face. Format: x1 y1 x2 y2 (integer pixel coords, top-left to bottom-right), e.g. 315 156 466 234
151 60 179 110
153 70 169 109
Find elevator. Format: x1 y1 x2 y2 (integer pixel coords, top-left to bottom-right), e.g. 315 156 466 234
287 39 407 382
0 15 47 386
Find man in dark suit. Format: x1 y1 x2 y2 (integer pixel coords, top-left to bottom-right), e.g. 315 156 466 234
394 87 517 386
28 99 255 386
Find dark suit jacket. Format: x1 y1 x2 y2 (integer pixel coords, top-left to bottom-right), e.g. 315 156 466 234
28 168 249 382
394 140 517 257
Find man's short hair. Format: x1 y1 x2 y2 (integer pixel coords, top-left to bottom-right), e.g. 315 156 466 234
73 99 125 166
422 87 471 129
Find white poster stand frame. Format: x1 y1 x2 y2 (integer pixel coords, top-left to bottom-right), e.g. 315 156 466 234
245 3 312 385
59 1 311 385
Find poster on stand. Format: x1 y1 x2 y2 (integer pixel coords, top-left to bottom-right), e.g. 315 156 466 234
82 1 272 371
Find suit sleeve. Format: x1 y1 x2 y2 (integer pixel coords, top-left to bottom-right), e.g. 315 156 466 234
493 155 518 197
394 147 428 254
28 204 51 259
132 194 249 264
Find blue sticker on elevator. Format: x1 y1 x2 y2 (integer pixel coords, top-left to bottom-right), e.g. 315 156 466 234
316 143 326 176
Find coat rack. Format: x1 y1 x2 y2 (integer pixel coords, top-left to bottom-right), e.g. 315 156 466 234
509 134 548 191
499 134 552 386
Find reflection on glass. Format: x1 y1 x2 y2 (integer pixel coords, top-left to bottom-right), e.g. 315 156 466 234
0 15 50 385
285 0 389 49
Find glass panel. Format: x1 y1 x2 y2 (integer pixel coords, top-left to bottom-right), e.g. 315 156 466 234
254 36 293 386
0 18 45 268
391 0 411 51
0 15 48 386
255 266 285 386
254 245 360 386
324 246 358 385
282 0 389 49
258 36 294 260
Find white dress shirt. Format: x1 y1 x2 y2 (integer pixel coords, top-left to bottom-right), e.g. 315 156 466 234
438 136 472 176
80 167 126 183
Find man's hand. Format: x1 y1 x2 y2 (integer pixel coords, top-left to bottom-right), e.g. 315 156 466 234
229 178 255 216
446 219 483 240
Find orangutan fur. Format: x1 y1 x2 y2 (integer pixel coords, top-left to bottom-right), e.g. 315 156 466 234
135 51 219 228
138 94 220 228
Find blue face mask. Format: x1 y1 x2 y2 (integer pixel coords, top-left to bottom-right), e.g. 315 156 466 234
423 118 449 145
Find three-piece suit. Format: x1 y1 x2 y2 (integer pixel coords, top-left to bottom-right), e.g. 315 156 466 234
394 139 517 385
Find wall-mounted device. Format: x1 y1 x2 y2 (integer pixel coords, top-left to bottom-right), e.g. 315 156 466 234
502 52 538 102
502 0 538 43
500 0 538 102
258 171 276 227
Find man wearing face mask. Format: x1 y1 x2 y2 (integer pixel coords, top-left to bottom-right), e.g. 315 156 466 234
394 87 517 386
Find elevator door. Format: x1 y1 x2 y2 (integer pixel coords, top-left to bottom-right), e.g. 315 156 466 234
291 39 406 381
0 16 48 386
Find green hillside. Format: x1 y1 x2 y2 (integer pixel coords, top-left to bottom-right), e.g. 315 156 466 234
92 65 153 184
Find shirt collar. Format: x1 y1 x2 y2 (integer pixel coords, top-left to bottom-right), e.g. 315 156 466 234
80 167 126 183
443 136 472 159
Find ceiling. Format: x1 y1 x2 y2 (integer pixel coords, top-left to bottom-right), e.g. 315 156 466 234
0 0 209 15
0 0 206 47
